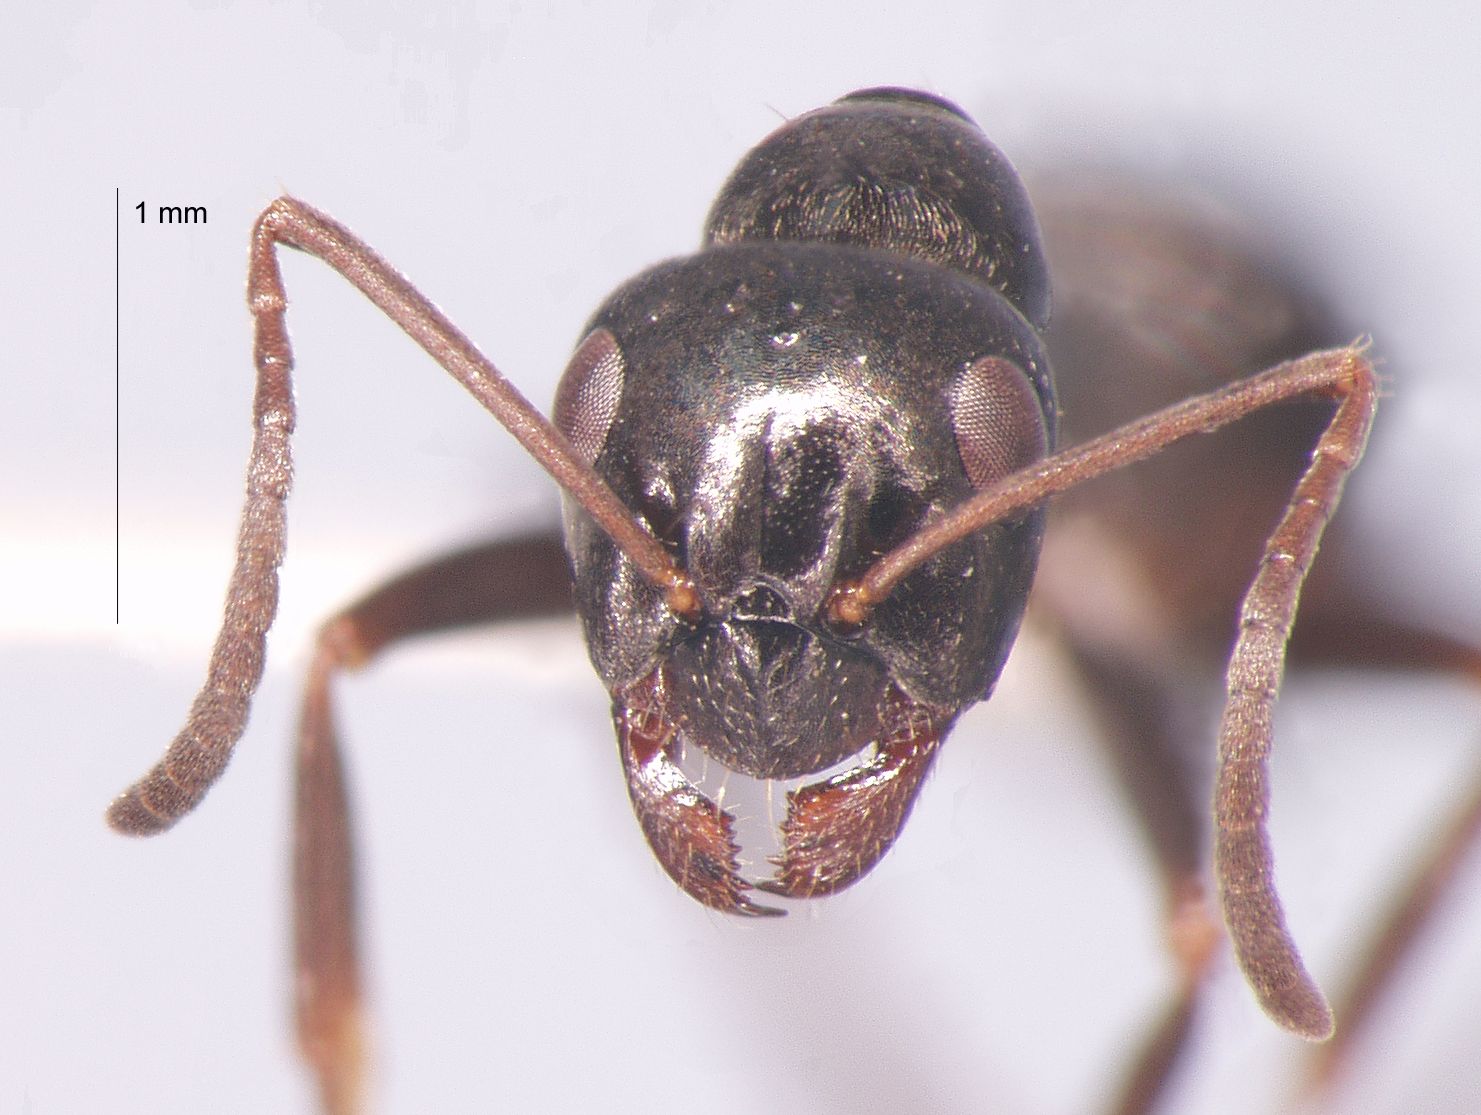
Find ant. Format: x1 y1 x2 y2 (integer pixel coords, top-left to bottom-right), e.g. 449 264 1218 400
107 88 1477 1113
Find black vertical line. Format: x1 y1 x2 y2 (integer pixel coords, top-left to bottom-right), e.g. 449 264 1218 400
115 187 121 625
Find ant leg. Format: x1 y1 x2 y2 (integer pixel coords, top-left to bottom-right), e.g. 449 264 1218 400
1059 642 1211 941
1048 639 1219 1115
1044 459 1481 1105
1306 747 1481 1096
290 532 571 1115
1285 592 1481 1092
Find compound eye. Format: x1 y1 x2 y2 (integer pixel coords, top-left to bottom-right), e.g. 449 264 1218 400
553 327 626 465
950 354 1047 487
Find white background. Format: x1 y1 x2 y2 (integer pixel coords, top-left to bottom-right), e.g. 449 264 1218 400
4 3 1481 1113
